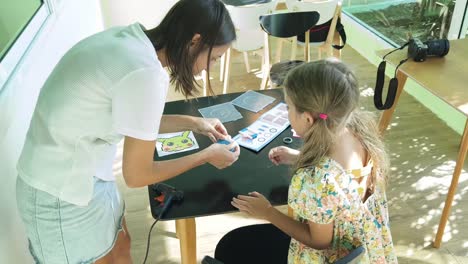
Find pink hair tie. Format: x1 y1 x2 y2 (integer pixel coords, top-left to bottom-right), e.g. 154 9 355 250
319 113 328 120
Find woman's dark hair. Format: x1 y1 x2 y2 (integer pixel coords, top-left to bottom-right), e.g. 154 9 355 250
145 0 236 97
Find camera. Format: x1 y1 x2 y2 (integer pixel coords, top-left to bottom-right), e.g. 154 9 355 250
407 38 450 62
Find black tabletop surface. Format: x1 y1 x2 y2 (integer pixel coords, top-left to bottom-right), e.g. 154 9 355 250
148 89 302 220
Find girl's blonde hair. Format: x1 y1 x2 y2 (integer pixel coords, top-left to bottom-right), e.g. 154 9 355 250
284 59 389 188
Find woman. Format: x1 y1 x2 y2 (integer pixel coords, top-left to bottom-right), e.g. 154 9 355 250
16 0 239 263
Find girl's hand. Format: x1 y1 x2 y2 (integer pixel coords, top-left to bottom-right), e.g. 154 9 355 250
202 140 240 169
194 117 229 142
231 191 273 220
268 146 300 166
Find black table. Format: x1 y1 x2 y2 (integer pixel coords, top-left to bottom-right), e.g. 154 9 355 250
147 89 300 264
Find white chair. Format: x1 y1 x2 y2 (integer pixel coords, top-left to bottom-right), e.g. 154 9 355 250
220 0 278 93
282 0 343 61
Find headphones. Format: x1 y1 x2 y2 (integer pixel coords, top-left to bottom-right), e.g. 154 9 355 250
374 42 409 110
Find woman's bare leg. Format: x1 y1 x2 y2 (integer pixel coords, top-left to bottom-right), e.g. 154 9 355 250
95 251 112 264
112 217 132 263
95 217 132 264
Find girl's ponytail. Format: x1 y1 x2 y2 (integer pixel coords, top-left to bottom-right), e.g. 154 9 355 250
294 116 334 171
348 110 390 189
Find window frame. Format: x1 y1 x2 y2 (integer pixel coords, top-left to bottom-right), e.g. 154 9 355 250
447 0 468 39
0 0 61 91
460 1 468 38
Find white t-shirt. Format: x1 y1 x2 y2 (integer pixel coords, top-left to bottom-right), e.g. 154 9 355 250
17 23 169 206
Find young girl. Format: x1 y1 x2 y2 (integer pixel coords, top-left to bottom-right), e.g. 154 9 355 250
16 0 239 263
217 59 397 263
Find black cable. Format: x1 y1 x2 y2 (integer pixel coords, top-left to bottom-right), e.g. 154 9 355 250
383 42 409 60
142 194 176 264
394 58 409 76
142 219 159 264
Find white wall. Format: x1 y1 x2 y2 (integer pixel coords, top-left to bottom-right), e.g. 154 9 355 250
100 0 178 29
0 0 103 262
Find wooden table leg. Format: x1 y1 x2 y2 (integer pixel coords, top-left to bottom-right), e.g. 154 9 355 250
274 39 283 64
332 30 341 59
220 53 226 82
202 70 208 97
222 48 232 95
378 70 408 135
175 218 197 264
260 32 271 90
288 206 293 217
434 119 468 248
304 31 310 62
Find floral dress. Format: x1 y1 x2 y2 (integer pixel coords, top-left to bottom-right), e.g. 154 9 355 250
287 158 398 263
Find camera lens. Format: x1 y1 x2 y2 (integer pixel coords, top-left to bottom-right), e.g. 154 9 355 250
425 39 450 57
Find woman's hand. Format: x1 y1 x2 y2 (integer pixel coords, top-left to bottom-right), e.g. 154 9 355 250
268 146 300 166
231 192 273 220
193 117 229 142
202 140 240 169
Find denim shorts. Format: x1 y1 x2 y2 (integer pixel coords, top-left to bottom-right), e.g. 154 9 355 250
16 176 125 264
